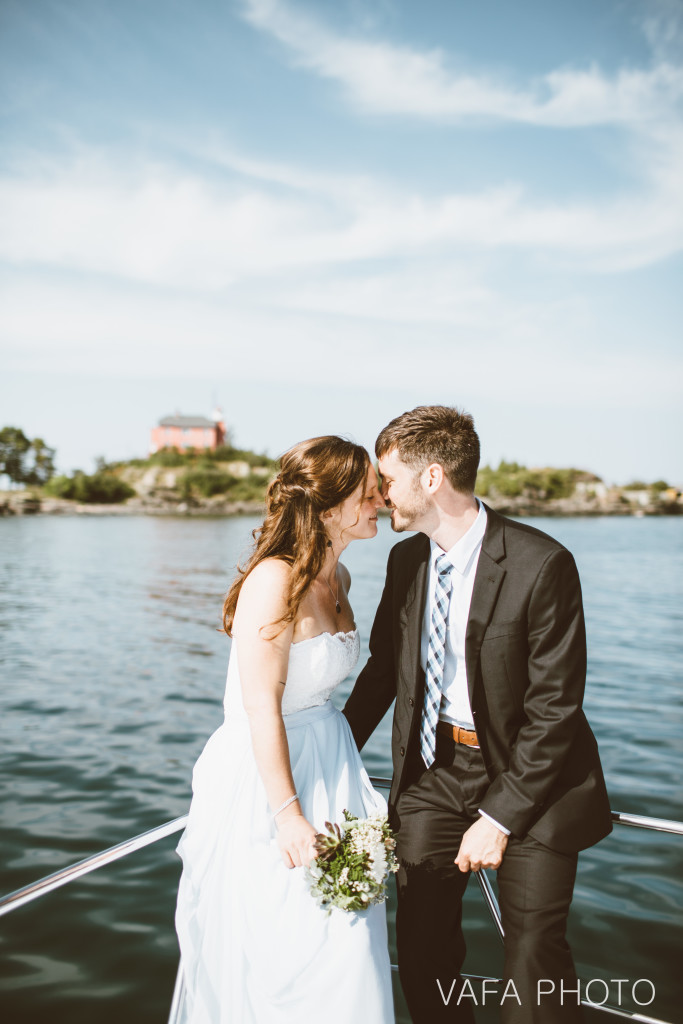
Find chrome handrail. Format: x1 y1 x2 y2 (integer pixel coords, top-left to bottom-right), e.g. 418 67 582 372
0 778 679 1024
475 864 504 941
610 811 683 835
2 777 681 918
167 957 186 1023
0 814 188 919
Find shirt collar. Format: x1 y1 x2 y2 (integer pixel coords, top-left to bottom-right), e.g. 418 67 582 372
430 499 487 577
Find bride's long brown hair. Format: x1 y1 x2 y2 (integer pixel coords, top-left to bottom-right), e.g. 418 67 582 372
222 436 371 637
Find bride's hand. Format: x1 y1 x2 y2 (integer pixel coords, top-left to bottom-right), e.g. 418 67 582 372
276 814 319 869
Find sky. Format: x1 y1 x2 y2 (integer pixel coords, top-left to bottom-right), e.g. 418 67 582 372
1 0 682 483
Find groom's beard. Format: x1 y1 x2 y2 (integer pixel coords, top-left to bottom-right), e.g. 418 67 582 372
389 484 430 533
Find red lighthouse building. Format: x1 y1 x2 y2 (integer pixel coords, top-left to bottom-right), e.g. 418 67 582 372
150 409 227 454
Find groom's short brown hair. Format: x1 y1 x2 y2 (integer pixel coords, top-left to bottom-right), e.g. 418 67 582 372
376 405 480 494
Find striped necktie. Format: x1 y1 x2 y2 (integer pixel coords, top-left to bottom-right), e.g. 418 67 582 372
420 552 454 768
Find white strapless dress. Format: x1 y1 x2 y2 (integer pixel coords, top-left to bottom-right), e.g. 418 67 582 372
175 630 394 1024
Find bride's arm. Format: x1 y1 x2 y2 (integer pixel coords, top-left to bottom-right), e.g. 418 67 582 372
233 558 318 869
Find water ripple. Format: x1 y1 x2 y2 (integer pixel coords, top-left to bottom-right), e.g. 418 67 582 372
1 514 681 1022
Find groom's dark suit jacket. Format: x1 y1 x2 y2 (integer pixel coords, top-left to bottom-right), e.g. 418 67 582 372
344 504 612 854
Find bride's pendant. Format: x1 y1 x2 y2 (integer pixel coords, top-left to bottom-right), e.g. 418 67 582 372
322 567 341 614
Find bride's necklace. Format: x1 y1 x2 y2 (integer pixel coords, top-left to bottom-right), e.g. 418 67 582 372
323 570 341 614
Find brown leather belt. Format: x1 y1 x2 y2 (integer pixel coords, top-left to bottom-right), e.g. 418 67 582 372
436 721 480 748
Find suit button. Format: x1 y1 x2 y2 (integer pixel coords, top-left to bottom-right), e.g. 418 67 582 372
400 746 405 756
408 698 414 707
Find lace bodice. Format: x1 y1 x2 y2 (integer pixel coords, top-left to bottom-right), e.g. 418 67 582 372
223 630 360 718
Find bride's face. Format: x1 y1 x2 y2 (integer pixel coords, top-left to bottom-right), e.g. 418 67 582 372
328 465 385 543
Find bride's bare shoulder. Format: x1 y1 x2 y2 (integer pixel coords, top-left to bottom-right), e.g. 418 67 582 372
246 557 292 582
234 559 293 639
240 558 292 600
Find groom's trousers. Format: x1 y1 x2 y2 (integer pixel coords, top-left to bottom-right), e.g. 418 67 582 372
394 733 584 1024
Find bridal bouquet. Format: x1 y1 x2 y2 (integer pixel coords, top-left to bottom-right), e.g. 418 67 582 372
305 810 399 913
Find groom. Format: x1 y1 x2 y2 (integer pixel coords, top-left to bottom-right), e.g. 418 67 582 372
343 406 612 1024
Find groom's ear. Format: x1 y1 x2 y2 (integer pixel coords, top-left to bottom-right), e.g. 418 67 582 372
423 463 444 492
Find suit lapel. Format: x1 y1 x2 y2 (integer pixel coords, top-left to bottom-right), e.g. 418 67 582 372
399 536 430 701
465 505 506 704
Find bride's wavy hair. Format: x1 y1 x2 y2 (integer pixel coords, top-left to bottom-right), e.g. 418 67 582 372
222 436 371 637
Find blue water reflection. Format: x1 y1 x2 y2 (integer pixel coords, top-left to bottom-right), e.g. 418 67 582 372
1 514 681 1022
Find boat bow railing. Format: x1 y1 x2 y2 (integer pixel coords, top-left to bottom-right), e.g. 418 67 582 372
1 777 680 1024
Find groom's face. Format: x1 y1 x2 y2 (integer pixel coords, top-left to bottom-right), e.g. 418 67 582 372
378 449 430 533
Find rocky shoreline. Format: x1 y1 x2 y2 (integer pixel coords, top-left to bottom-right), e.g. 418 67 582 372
5 451 680 519
0 493 267 517
2 491 681 518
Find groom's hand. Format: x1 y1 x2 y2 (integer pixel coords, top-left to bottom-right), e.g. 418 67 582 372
455 817 508 873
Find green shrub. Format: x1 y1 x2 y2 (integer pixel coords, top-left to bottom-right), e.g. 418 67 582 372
148 448 189 467
475 465 492 496
209 446 278 468
142 447 277 469
542 470 576 499
496 476 525 497
224 475 269 501
45 471 135 504
179 469 269 501
44 475 71 498
476 462 584 501
179 470 238 498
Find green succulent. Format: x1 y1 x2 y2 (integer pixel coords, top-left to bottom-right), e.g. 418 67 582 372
314 821 343 862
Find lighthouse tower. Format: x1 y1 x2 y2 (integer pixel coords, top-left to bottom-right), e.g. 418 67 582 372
211 407 227 448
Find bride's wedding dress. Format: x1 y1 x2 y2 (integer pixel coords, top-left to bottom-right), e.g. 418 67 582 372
175 629 395 1023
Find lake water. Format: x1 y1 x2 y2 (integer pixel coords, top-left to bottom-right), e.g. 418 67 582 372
0 514 681 1023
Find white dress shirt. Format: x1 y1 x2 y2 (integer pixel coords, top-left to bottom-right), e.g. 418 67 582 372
420 500 510 836
420 500 487 731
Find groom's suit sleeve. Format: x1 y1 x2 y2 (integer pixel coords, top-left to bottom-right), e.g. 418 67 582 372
343 546 398 752
478 546 588 838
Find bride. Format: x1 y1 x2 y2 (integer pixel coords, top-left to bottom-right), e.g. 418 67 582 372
175 436 394 1023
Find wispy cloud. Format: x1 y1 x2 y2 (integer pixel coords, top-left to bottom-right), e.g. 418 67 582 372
4 268 681 413
641 0 683 62
2 127 682 295
2 0 681 480
3 138 682 417
241 0 683 126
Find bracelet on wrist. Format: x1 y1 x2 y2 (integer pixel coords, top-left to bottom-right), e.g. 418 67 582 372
272 793 299 820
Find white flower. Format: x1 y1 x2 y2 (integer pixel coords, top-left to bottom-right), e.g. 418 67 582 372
369 845 387 884
307 811 397 914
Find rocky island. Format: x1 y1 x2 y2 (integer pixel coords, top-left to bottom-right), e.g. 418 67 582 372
1 446 681 518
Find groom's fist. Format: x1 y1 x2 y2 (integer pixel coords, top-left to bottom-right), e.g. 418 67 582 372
455 816 508 873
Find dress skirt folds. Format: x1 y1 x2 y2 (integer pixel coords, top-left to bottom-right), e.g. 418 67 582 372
175 630 394 1024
